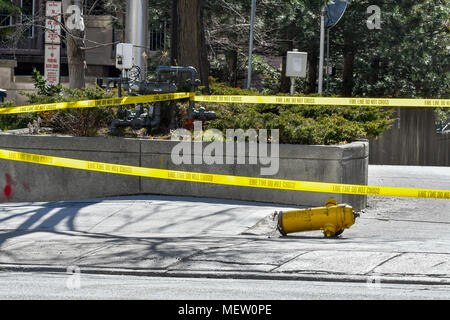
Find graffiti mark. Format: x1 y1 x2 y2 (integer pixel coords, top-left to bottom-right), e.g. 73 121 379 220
4 174 12 199
22 183 30 192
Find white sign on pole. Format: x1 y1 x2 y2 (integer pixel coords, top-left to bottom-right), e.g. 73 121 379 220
286 50 308 78
45 1 62 85
45 1 62 44
44 44 61 85
286 49 307 95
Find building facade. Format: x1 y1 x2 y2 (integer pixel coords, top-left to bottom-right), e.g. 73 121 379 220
0 0 120 78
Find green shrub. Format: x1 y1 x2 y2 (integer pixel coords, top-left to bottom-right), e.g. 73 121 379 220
436 108 450 131
19 69 115 137
0 100 38 131
209 54 286 94
203 79 395 145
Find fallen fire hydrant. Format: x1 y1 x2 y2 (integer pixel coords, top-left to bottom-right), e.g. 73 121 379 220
275 199 360 238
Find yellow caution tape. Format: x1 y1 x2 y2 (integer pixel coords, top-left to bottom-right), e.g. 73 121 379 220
193 95 450 108
0 93 192 115
2 94 449 115
0 148 449 200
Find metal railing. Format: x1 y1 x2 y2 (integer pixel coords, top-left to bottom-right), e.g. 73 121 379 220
149 21 168 52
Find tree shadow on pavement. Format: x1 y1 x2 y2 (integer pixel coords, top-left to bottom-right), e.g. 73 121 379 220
0 196 308 269
0 201 96 247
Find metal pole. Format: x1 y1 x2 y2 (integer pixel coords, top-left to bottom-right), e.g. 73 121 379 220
125 0 148 80
247 0 256 89
326 28 330 96
318 8 325 95
290 77 295 95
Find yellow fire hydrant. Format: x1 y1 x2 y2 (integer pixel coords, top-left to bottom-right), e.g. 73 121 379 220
276 199 359 238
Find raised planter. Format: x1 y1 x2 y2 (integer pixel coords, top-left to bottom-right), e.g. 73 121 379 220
0 135 368 210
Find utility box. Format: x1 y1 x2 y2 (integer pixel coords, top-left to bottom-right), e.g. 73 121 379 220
115 43 134 70
0 89 6 103
286 50 307 78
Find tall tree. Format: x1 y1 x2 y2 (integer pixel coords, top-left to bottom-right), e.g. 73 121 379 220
62 0 86 89
172 0 209 91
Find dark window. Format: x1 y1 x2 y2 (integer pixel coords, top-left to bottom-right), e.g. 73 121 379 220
0 1 13 27
150 21 168 51
84 0 108 16
20 0 35 38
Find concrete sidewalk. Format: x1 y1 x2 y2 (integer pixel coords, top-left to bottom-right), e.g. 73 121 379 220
0 165 449 286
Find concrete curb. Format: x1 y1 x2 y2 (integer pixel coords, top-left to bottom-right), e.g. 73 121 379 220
1 264 449 287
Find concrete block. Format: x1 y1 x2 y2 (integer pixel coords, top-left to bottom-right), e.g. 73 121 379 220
0 135 369 210
0 135 141 202
140 140 369 210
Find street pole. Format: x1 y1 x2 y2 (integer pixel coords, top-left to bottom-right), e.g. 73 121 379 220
326 28 330 96
318 7 325 95
125 0 148 81
247 0 256 89
290 77 296 95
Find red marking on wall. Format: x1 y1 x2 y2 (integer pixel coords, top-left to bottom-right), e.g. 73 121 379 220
4 174 12 199
4 185 11 198
22 183 30 192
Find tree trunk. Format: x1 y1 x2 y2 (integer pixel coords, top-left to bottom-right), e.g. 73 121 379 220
62 0 86 89
225 49 238 87
279 56 290 93
224 16 238 87
306 44 318 94
170 0 178 66
173 0 209 92
342 33 355 97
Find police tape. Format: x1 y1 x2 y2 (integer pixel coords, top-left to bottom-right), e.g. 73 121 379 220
193 95 450 108
0 93 192 115
0 148 449 200
2 94 449 115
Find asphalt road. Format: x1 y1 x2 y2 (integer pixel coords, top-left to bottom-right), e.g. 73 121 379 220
1 272 449 300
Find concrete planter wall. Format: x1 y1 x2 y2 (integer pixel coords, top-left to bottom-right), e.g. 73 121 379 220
0 135 369 210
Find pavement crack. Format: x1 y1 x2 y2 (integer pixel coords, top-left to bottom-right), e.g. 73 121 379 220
269 251 311 273
164 239 259 270
365 252 404 275
188 259 277 266
431 262 446 268
70 243 115 264
86 206 128 233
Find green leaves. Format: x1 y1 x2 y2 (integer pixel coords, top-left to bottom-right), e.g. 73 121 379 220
15 69 115 136
205 81 394 145
0 0 21 14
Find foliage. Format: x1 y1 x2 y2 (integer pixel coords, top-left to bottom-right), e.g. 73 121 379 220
204 80 394 145
435 108 450 131
334 0 450 99
21 69 64 103
0 101 37 131
0 0 20 39
204 0 449 98
209 53 284 94
204 0 449 127
19 69 115 137
2 0 447 138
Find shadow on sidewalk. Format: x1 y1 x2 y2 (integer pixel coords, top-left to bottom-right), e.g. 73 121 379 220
0 201 98 247
0 195 306 267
